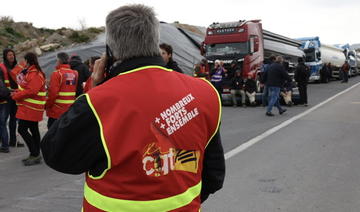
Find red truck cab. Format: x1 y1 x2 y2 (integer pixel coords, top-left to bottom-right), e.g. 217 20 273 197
201 20 264 80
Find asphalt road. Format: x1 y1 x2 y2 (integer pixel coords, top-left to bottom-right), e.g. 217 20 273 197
203 78 360 212
0 77 359 211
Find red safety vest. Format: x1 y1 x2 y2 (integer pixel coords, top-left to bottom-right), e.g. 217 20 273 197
0 63 11 89
46 64 78 119
83 65 221 212
12 65 46 122
0 63 12 104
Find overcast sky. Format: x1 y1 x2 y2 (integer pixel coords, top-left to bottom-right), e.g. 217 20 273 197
1 0 359 45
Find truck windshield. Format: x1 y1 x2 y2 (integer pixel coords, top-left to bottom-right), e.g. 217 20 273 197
205 42 249 57
304 48 316 62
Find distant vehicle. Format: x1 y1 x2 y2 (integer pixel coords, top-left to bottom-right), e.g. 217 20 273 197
201 20 303 105
356 52 360 72
297 37 346 81
334 44 358 76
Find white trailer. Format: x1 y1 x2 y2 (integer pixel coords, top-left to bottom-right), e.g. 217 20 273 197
319 44 346 78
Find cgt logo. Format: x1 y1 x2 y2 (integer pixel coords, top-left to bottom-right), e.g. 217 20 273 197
142 143 200 177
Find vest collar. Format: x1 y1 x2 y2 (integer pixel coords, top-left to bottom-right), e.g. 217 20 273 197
108 56 166 79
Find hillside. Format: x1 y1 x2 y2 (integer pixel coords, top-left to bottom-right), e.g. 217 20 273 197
0 16 104 59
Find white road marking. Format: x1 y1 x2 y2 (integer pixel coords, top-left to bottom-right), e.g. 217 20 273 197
225 81 360 160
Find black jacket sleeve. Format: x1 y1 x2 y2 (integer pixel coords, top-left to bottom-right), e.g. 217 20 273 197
201 130 225 203
40 95 107 176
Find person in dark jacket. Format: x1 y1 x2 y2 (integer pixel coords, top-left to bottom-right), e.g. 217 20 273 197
341 61 350 83
294 57 310 106
263 56 290 116
320 64 329 83
160 43 183 73
1 49 24 147
0 70 11 153
327 63 333 80
230 70 245 107
41 4 225 208
260 55 276 106
244 74 257 106
69 55 91 96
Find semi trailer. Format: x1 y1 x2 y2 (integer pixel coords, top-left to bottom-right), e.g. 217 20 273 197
200 20 304 104
297 37 346 81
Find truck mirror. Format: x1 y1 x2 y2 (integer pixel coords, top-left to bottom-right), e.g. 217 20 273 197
250 38 255 53
316 52 321 59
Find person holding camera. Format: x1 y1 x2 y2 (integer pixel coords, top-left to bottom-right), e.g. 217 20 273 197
41 4 225 211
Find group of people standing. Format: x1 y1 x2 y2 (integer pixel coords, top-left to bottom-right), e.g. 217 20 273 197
0 40 184 166
260 55 310 116
0 50 93 166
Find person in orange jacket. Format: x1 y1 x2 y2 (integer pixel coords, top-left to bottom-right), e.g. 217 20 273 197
83 56 99 93
10 52 46 166
46 52 78 128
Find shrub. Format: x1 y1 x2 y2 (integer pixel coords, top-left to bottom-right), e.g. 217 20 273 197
4 27 24 38
0 16 14 25
87 27 103 34
69 31 90 43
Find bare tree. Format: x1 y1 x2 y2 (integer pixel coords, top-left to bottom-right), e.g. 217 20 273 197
78 17 87 30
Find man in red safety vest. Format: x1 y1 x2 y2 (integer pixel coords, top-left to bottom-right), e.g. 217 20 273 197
41 4 225 212
45 52 78 128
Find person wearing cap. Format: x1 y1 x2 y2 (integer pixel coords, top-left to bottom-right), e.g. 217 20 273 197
210 60 226 99
45 52 78 128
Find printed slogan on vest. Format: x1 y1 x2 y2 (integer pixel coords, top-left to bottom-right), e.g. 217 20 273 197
154 93 199 136
142 93 201 177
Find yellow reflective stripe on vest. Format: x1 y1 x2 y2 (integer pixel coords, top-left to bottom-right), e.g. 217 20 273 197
117 65 173 76
84 181 201 212
4 80 9 83
55 99 75 104
58 92 76 96
18 85 46 96
24 98 46 105
200 78 222 148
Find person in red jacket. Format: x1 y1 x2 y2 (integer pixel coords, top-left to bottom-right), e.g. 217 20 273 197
83 56 100 93
11 52 46 166
0 49 25 148
46 52 78 128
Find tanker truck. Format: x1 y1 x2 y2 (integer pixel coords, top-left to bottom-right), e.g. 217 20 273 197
297 37 346 81
200 20 304 105
334 44 358 76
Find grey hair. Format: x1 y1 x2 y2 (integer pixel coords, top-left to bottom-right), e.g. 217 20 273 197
106 4 160 61
57 52 69 64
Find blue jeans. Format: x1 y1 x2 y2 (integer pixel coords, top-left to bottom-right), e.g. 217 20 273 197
0 103 10 149
267 87 283 113
262 85 269 105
